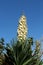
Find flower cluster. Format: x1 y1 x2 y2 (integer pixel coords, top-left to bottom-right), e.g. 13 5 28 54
17 15 28 41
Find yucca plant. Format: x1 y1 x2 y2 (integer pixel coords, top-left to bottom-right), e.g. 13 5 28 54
2 14 43 65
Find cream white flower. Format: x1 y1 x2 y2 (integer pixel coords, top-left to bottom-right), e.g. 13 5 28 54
17 15 28 41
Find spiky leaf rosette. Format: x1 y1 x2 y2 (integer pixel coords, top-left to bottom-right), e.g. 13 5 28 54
17 15 28 41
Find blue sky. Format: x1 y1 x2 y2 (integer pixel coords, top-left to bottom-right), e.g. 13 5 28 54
0 0 43 49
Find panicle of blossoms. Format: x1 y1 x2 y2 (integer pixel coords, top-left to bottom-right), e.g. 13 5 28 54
17 15 28 42
35 41 41 58
36 41 40 52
